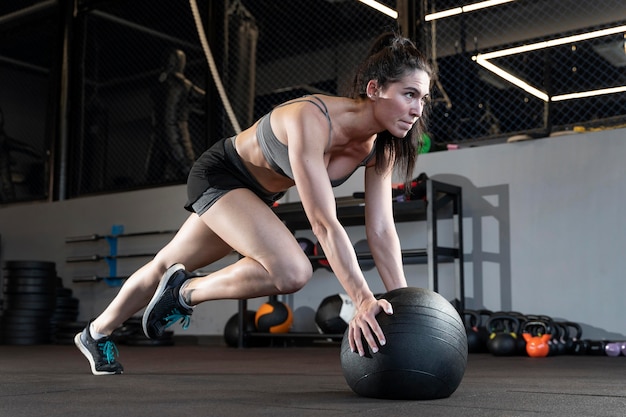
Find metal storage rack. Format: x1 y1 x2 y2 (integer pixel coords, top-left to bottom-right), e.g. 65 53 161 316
237 178 464 347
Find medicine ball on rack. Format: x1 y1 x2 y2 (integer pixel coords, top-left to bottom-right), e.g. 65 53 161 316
313 241 332 271
296 237 315 256
223 310 269 348
340 287 467 400
255 300 293 333
296 237 317 270
315 294 355 335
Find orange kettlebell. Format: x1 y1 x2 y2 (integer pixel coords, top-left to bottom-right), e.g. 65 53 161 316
522 321 552 358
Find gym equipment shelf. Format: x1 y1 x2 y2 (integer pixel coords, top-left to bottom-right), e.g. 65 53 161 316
237 178 464 347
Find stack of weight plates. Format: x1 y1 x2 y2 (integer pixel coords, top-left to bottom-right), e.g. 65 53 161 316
1 261 58 345
51 283 82 344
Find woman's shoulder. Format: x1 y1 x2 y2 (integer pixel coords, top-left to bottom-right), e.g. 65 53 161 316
278 94 354 111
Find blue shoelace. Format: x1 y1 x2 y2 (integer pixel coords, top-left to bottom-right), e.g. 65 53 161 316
164 309 191 330
98 340 120 364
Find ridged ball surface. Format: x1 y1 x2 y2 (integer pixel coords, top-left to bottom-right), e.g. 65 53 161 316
340 287 468 400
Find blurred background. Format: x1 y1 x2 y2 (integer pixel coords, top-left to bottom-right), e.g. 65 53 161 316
1 0 624 203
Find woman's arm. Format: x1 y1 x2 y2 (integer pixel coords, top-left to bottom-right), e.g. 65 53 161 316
363 162 408 291
285 106 392 356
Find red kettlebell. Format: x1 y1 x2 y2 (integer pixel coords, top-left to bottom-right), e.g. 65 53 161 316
522 321 551 358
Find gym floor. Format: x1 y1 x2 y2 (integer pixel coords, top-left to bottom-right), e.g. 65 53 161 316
1 340 625 417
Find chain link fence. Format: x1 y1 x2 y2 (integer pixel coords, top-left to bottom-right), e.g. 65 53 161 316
0 1 55 204
424 0 626 146
69 0 394 196
70 1 212 194
1 0 625 201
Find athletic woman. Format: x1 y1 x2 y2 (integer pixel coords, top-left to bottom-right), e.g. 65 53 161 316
75 32 433 375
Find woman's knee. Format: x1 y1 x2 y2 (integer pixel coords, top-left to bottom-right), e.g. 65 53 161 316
271 254 313 294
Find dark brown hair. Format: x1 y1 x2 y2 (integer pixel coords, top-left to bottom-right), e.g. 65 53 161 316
348 32 433 188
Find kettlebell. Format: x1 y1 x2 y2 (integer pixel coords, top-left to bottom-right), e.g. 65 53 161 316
605 341 623 357
486 314 520 357
477 309 493 351
536 315 560 356
521 321 551 358
463 310 483 353
508 312 528 355
562 321 585 355
553 322 568 355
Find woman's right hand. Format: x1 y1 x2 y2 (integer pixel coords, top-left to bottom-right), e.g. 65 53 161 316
348 296 394 356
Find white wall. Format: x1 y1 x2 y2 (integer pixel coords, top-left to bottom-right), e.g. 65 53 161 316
418 128 626 340
1 128 624 340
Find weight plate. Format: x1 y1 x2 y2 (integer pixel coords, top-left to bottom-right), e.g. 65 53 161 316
3 326 55 335
5 293 55 304
4 269 58 280
4 277 56 292
52 308 79 315
5 300 54 311
55 321 87 331
0 315 48 325
2 308 52 318
1 324 51 335
4 260 56 270
53 335 78 345
54 332 79 339
1 335 51 345
3 284 56 295
4 270 56 279
51 314 79 323
56 287 73 297
55 297 79 308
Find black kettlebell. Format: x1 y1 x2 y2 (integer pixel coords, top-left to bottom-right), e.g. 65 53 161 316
553 322 568 356
562 321 585 355
463 310 483 353
486 314 520 357
476 309 492 351
508 312 528 355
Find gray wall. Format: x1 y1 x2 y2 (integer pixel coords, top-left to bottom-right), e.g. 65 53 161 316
0 128 624 340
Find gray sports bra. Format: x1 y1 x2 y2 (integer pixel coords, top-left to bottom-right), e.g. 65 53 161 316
257 95 376 187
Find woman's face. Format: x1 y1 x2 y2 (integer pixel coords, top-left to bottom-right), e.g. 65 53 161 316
371 69 431 138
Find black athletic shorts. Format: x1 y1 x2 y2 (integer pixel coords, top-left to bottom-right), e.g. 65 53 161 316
185 137 286 215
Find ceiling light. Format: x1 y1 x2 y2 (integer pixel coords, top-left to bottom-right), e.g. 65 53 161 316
473 25 626 102
552 86 626 102
473 56 549 101
426 8 462 21
477 25 626 60
358 0 398 19
425 0 515 22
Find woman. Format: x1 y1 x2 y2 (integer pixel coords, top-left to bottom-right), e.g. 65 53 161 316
75 32 433 375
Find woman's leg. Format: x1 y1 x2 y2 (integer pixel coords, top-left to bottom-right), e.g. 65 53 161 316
93 187 312 335
91 213 233 335
181 188 313 303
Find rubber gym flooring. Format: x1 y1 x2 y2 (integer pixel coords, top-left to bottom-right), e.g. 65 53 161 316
0 340 624 417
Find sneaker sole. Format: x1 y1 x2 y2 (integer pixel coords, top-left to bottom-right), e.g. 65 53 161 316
142 263 185 339
74 332 120 376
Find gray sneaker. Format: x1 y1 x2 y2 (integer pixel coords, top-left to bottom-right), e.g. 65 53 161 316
142 263 193 339
74 322 123 375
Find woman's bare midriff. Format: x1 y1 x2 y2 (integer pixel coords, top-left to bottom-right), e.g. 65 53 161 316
234 128 295 194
